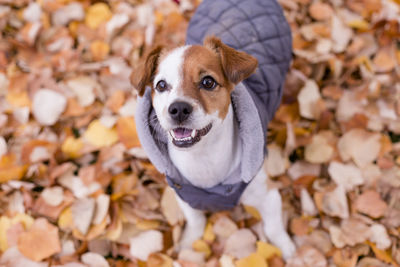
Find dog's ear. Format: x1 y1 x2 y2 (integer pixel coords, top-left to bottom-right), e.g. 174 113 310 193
204 36 258 84
131 46 163 96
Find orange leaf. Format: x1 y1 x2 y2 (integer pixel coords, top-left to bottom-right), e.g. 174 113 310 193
367 241 399 267
116 116 141 149
0 154 27 183
17 218 61 261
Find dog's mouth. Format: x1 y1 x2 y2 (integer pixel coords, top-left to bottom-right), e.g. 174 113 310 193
169 123 212 148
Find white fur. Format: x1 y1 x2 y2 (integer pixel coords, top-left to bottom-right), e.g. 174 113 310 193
169 106 242 188
153 46 296 260
153 46 218 134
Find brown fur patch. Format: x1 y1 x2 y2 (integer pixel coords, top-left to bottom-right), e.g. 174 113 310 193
181 45 232 119
180 37 258 119
131 46 163 96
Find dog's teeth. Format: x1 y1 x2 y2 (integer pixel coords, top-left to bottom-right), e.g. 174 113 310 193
169 130 175 139
191 129 196 138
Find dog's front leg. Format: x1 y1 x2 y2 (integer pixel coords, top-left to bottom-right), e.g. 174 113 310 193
175 193 206 249
240 169 296 260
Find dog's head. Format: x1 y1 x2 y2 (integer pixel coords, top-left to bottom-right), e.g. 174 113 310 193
132 37 258 149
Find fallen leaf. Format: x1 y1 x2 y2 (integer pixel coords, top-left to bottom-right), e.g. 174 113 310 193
129 230 163 261
368 224 391 250
256 241 282 260
213 216 238 239
286 245 327 267
329 218 372 249
90 41 110 61
328 161 364 191
305 134 334 163
265 144 287 177
84 120 119 148
178 249 205 266
297 80 322 120
32 89 67 126
62 136 84 159
85 3 112 29
373 49 396 72
235 253 267 267
41 186 64 207
309 2 333 21
52 2 84 26
0 246 48 267
66 76 98 107
81 252 110 267
301 188 318 216
92 194 110 225
116 117 141 149
331 15 353 53
321 185 349 219
354 190 387 218
71 198 96 236
17 218 61 261
224 229 256 259
337 129 381 168
0 154 27 183
160 187 184 225
193 239 212 258
147 253 174 267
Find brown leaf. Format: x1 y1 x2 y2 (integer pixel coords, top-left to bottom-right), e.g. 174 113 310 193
355 190 388 218
309 2 333 21
116 117 141 149
17 218 61 261
286 245 327 267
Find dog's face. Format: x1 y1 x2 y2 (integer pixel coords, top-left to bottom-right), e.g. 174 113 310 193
132 37 257 149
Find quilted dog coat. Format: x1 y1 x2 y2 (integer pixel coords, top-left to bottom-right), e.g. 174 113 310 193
135 0 292 211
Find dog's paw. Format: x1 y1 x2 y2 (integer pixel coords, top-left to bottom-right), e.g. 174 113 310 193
281 238 296 261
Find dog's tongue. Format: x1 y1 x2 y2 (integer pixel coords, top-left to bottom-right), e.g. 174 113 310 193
173 128 192 139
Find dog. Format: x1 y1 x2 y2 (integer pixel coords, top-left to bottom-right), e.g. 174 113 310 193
132 35 296 260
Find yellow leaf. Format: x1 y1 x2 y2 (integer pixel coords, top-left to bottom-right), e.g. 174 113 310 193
74 218 108 241
147 253 174 267
367 241 399 267
347 20 370 31
256 241 282 260
0 154 27 183
111 173 138 200
136 219 160 230
0 216 11 252
58 207 74 231
6 90 31 108
203 222 215 242
244 205 261 220
235 253 268 267
116 116 141 149
62 136 83 158
0 214 35 252
85 3 112 29
10 213 34 229
84 120 118 148
154 11 164 27
90 40 110 61
193 239 211 258
106 218 123 241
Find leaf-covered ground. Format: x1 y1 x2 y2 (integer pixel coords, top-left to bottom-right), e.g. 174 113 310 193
0 0 399 266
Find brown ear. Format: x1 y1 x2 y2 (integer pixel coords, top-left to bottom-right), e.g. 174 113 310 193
204 36 258 84
131 46 163 96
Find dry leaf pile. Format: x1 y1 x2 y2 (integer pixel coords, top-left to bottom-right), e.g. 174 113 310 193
0 0 399 266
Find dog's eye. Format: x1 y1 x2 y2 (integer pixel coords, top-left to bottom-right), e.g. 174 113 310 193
156 80 167 92
200 76 217 90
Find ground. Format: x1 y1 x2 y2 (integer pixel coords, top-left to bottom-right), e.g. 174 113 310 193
0 0 399 266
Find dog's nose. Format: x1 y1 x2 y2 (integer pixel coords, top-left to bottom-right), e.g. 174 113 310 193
168 101 193 123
